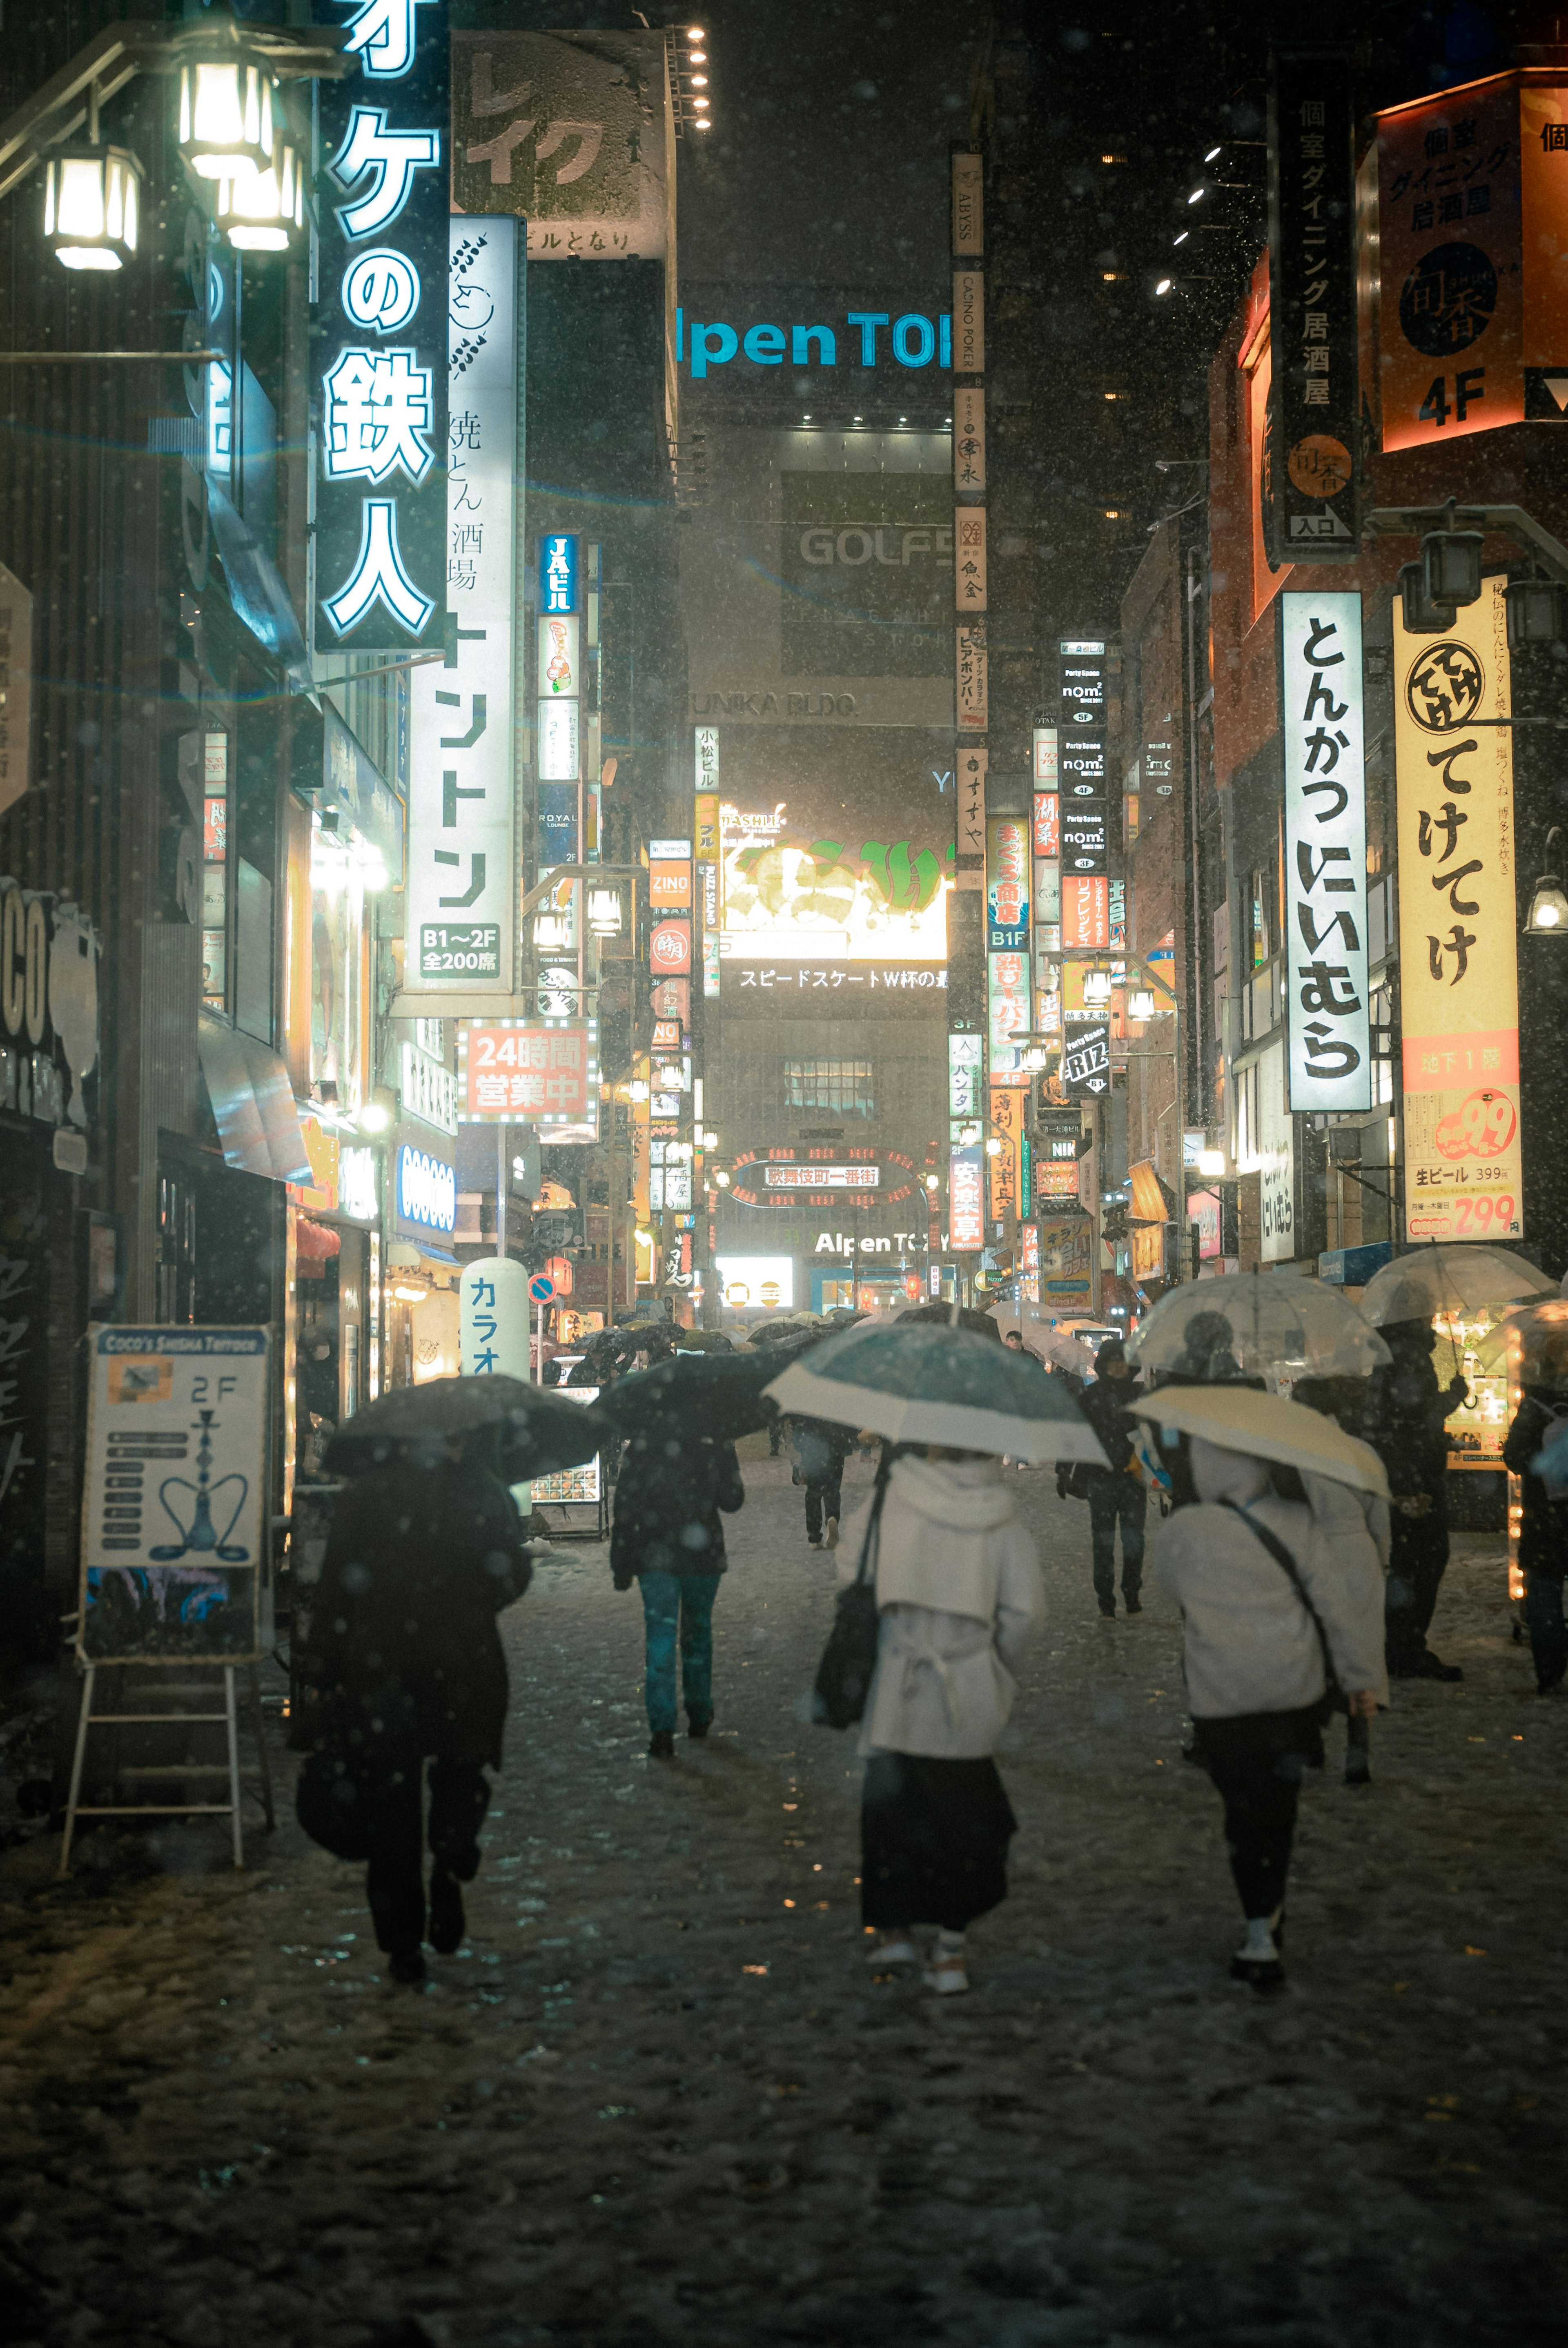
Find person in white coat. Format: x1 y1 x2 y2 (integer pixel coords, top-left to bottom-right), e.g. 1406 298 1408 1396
1156 1432 1387 1990
837 1445 1042 1995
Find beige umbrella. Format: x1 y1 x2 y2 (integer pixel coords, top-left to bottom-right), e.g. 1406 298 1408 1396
1130 1384 1388 1499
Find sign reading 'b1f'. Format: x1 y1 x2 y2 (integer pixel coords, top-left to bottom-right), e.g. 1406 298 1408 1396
408 220 519 992
1281 592 1370 1112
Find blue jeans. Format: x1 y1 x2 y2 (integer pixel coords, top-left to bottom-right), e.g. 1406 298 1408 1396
1089 1475 1146 1606
639 1572 721 1732
1526 1569 1567 1690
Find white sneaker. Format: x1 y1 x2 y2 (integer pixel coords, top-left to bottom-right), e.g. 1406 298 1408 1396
824 1517 840 1550
867 1933 918 1967
924 1954 970 1996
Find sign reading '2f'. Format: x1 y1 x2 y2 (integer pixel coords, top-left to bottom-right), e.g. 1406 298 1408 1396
315 0 449 652
1281 591 1371 1113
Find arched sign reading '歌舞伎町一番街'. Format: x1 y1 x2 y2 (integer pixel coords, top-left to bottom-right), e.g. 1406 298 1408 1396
728 1148 919 1210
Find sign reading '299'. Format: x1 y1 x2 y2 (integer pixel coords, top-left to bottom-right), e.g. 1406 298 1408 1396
314 0 449 653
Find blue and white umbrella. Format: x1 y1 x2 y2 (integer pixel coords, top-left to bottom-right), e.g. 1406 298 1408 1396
762 1317 1109 1464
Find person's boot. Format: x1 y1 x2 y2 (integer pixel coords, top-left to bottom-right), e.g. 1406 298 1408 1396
429 1869 465 1955
388 1948 427 1986
824 1517 839 1551
1407 1651 1463 1682
1229 1915 1285 1991
687 1715 710 1740
648 1729 676 1759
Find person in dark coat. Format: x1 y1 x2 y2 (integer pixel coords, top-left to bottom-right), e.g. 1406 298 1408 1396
299 1436 530 1984
788 1413 856 1550
1365 1318 1468 1680
610 1421 745 1757
1501 1332 1568 1694
1058 1339 1147 1617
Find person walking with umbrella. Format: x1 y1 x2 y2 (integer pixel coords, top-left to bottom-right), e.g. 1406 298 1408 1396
602 1357 752 1757
301 1437 527 1983
1134 1385 1388 1990
1501 1317 1568 1695
1363 1319 1469 1681
763 1312 1104 1995
788 1412 856 1550
1058 1338 1147 1619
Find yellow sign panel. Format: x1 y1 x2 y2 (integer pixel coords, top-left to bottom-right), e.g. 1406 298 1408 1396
695 792 719 862
988 1081 1023 1221
1393 573 1523 1240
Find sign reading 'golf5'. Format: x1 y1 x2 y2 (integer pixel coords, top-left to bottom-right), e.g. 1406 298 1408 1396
1281 591 1371 1113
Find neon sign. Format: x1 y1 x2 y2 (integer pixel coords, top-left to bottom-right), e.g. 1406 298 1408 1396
677 308 953 380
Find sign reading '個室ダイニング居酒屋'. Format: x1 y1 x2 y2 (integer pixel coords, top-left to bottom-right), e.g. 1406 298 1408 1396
314 0 449 655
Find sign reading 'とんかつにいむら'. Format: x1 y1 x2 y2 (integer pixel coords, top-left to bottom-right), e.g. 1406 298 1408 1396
1281 591 1371 1113
315 0 448 654
1394 575 1522 1239
80 1328 269 1662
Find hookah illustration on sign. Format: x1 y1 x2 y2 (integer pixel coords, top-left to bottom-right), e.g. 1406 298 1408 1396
149 1410 252 1563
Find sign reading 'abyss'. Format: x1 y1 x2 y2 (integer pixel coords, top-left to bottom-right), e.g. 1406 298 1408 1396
315 0 450 655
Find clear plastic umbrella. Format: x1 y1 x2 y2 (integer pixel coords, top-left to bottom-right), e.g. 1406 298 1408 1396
1359 1243 1555 1328
1127 1269 1390 1381
762 1317 1109 1463
1466 1296 1568 1380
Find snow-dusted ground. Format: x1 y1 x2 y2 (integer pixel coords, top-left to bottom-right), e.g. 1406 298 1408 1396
1 1454 1564 2347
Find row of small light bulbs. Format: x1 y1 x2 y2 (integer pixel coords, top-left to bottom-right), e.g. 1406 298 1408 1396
682 26 713 130
46 58 312 274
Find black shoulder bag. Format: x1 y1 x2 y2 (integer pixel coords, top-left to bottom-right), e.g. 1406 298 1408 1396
812 1456 891 1730
1219 1497 1346 1718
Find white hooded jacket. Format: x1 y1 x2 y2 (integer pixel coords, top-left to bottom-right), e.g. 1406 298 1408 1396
837 1455 1042 1759
1155 1437 1389 1719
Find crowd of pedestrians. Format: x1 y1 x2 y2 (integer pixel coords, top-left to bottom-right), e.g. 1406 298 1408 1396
296 1294 1563 2003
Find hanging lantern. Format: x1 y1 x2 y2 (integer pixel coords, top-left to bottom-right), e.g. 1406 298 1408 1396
42 145 142 272
178 60 274 182
215 132 304 252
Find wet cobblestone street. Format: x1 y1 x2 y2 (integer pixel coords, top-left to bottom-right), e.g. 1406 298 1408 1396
2 1454 1565 2348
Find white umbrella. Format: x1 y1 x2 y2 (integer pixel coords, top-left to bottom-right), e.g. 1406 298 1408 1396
1127 1268 1390 1379
1130 1385 1389 1499
1360 1243 1554 1328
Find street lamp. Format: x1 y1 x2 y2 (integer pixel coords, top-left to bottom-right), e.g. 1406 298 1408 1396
1196 1147 1226 1177
1081 967 1113 1005
1525 829 1568 933
178 56 276 183
42 141 141 271
214 128 304 252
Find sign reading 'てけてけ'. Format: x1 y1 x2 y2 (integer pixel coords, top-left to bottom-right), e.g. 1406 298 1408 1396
1281 592 1371 1112
1394 575 1523 1239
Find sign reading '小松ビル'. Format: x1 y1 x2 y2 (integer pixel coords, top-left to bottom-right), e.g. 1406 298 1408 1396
1281 591 1370 1114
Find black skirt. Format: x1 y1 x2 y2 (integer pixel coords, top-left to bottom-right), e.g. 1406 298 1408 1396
860 1750 1018 1934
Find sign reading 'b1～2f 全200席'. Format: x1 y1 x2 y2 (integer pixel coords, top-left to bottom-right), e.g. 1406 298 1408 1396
1266 47 1360 562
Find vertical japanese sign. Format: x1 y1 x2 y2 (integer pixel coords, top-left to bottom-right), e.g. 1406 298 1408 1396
985 815 1029 950
315 0 448 653
1266 47 1360 561
695 731 720 998
988 1080 1023 1220
1375 77 1523 450
408 218 517 991
948 1031 983 1134
1061 875 1110 950
953 386 985 490
1281 591 1370 1111
958 744 987 856
956 625 988 729
460 1256 532 1379
955 507 988 611
987 950 1030 1075
1394 574 1523 1239
536 530 580 867
949 1145 985 1251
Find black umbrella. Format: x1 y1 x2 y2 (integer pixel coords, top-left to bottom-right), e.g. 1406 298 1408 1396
596 1352 780 1443
323 1374 606 1483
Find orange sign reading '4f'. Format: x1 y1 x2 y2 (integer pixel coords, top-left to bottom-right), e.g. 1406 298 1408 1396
1374 71 1568 450
1393 575 1524 1240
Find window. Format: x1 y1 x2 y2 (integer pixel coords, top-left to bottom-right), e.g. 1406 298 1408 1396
784 1058 875 1117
